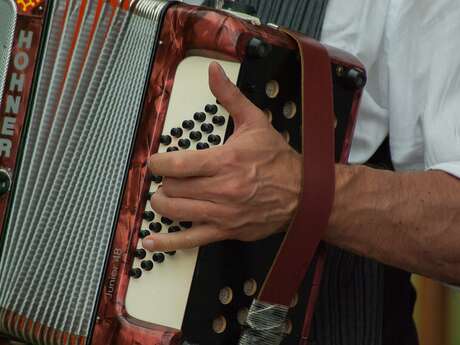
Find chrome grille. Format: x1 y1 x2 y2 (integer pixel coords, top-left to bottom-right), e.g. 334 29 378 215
0 0 168 343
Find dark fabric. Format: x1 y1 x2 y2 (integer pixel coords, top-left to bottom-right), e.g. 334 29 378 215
310 248 384 345
240 0 329 39
383 266 419 345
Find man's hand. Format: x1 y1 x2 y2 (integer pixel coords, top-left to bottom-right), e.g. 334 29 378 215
142 62 302 252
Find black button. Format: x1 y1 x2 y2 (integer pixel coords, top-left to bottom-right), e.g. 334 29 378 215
143 211 155 222
168 226 181 233
194 112 206 122
129 268 142 279
135 248 147 259
189 131 202 141
182 120 195 130
196 142 210 150
179 221 193 229
247 37 272 59
212 116 226 126
178 139 191 149
160 135 172 145
149 222 162 233
208 134 222 145
166 251 176 256
161 217 173 225
171 128 183 138
141 260 154 271
201 123 214 134
153 253 165 263
139 230 150 239
167 146 179 152
151 175 163 184
205 104 218 114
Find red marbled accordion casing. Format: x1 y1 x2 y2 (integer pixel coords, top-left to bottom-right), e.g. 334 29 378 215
0 1 365 344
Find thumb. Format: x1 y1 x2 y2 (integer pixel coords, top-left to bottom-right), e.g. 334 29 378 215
208 61 267 129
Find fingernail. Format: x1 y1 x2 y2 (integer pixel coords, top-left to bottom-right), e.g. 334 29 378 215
142 239 155 250
214 62 229 81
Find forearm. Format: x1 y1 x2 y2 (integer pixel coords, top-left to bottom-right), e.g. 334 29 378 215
326 164 460 285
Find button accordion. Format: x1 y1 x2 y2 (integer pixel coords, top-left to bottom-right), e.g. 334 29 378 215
0 0 366 344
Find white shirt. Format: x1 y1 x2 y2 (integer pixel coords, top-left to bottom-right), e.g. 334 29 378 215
322 0 460 178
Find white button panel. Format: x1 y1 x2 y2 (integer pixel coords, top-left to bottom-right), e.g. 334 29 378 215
125 56 241 330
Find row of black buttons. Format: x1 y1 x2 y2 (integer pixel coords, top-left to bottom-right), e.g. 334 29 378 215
130 251 177 278
139 222 191 239
135 248 177 261
142 209 193 233
194 113 226 125
143 211 173 224
133 251 167 264
161 131 221 146
167 122 220 139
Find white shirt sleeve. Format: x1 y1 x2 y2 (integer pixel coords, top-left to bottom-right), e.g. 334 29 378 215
385 0 460 179
321 0 391 164
420 5 460 179
323 0 460 180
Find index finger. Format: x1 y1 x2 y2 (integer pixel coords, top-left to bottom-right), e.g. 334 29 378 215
148 148 222 178
142 224 227 252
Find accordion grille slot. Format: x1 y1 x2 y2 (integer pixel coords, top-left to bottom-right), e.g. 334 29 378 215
0 0 167 343
0 0 17 107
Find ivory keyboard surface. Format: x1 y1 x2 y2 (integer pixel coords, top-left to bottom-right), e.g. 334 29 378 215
125 56 241 329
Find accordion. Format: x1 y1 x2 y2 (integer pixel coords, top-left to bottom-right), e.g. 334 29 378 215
0 0 365 344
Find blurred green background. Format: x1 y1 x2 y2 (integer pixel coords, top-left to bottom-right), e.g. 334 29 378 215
413 276 460 345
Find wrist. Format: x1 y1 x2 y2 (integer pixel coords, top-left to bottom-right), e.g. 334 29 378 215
325 164 396 250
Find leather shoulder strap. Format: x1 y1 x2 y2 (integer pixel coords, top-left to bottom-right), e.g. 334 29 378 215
258 31 335 306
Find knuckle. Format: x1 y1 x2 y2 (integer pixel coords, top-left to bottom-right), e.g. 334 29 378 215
217 206 241 229
200 204 217 223
222 149 238 168
160 178 174 197
215 229 230 242
170 156 185 173
226 227 243 241
148 154 158 173
222 179 241 201
222 84 242 104
222 177 254 203
164 236 176 251
150 193 173 217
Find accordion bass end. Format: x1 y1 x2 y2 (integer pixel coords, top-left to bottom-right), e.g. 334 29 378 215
0 1 365 344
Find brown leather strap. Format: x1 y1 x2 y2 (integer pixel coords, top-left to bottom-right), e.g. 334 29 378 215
300 244 327 344
258 30 335 308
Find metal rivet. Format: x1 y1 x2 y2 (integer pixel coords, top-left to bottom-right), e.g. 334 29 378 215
265 80 280 99
218 287 233 305
283 101 297 119
212 316 227 334
237 308 249 326
243 279 258 297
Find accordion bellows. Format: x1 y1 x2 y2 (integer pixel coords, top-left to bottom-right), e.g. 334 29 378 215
0 0 167 342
